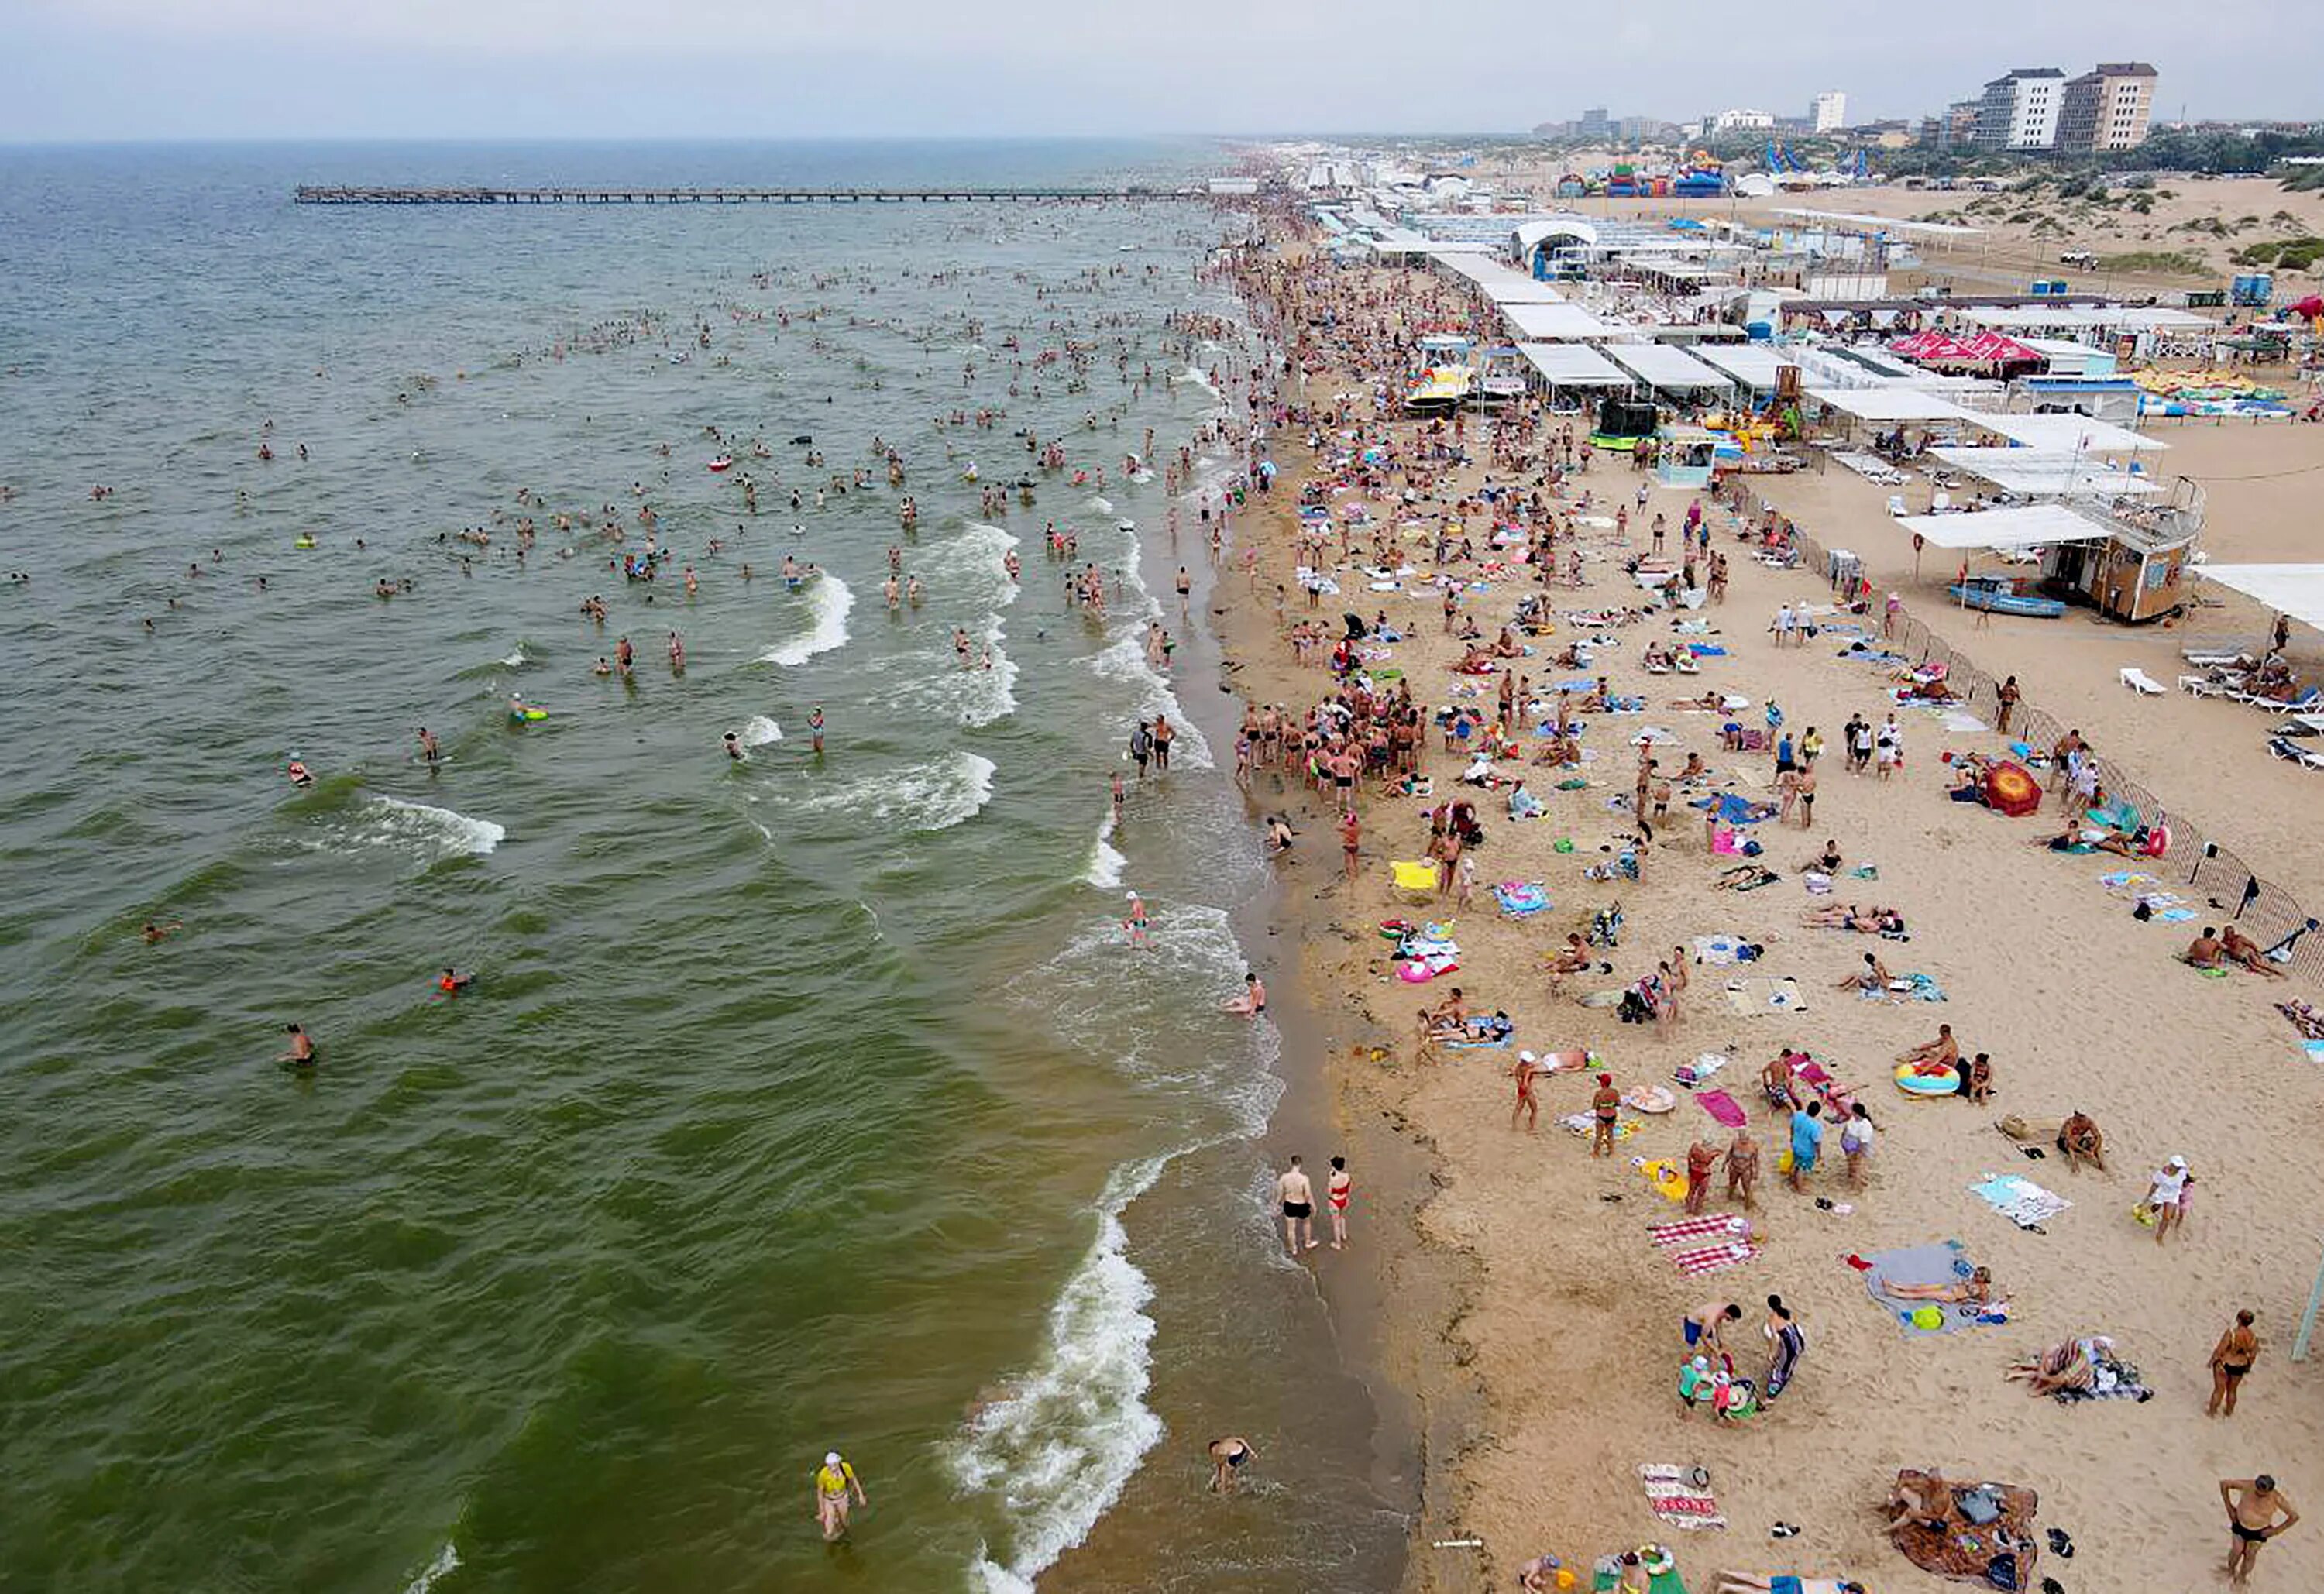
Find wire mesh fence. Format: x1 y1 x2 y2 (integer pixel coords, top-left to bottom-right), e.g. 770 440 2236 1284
1718 481 2323 986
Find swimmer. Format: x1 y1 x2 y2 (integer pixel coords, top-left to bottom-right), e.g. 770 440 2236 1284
723 731 744 761
593 657 612 676
278 1022 317 1069
417 727 440 764
813 1451 866 1541
140 920 182 944
436 967 473 995
285 757 314 788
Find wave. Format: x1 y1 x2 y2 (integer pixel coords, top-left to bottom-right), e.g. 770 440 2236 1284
353 796 505 863
956 1155 1167 1594
758 575 854 667
500 642 531 668
1171 366 1220 399
401 1543 460 1594
741 715 783 747
794 751 995 833
942 523 1022 609
1084 812 1126 888
1085 633 1212 770
1086 495 1114 515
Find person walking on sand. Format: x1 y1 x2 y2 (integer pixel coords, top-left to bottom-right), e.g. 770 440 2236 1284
2221 1475 2298 1586
2210 1309 2260 1417
1786 1100 1824 1192
2144 1154 2194 1246
1512 1050 1545 1132
1276 1156 1317 1255
813 1451 865 1541
1339 809 1360 883
1724 1125 1761 1208
1207 1436 1259 1495
1590 1072 1621 1157
1326 1155 1352 1249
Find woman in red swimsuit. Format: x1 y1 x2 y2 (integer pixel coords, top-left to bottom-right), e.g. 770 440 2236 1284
1326 1156 1352 1250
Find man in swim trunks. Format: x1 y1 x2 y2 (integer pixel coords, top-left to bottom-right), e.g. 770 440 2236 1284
1714 1578 1865 1594
1339 809 1359 881
1221 971 1265 1018
2209 1308 2260 1417
2222 1475 2298 1585
1206 1435 1258 1495
1276 1156 1316 1255
1684 1300 1742 1354
1325 1155 1351 1249
2055 1111 2106 1173
418 727 440 764
141 921 181 944
813 1450 865 1540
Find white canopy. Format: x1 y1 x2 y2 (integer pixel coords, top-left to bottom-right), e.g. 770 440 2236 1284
1690 344 1793 392
2195 565 2324 634
1928 446 2164 496
1972 412 2166 452
1894 503 2107 551
1501 303 1618 342
1956 304 2214 332
1516 342 1635 388
1431 249 1568 303
1806 386 1975 421
1604 342 1733 392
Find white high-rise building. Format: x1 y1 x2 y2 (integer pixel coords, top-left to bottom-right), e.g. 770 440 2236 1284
1812 91 1848 133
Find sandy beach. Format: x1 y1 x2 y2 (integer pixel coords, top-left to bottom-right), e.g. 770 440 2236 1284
1215 253 2324 1594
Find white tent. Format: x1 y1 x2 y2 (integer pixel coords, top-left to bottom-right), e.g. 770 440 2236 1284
2195 565 2324 635
1603 342 1733 393
1927 447 2164 496
1974 413 2166 452
1501 303 1618 342
1806 386 1975 421
1430 250 1568 304
1516 342 1634 389
1690 344 1793 392
1893 503 2107 551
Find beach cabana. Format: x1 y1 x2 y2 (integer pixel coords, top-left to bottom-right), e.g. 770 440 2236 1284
1501 303 1618 342
1889 330 1972 362
1516 342 1634 402
1970 413 2166 453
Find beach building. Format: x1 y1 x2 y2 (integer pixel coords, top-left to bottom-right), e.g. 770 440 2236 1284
1812 91 1849 133
2057 63 2158 152
1974 68 2067 150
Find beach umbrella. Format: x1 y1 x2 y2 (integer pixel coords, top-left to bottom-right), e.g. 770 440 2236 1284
1983 761 2042 818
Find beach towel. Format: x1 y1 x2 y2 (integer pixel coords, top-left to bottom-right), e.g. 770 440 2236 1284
1390 860 1439 892
1559 1111 1636 1142
2015 1335 2154 1404
1638 1464 1728 1531
1695 1089 1748 1128
1674 1052 1728 1087
1865 1242 2006 1335
1634 1158 1690 1202
1591 1565 1688 1594
1724 977 1807 1017
1862 972 1947 1004
1690 934 1756 967
1493 881 1549 918
1669 1239 1761 1276
1969 1173 2070 1230
1648 1214 1750 1249
1941 710 1989 733
1890 1471 2039 1590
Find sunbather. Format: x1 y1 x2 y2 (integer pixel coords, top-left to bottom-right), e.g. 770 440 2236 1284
2222 926 2288 978
1882 1469 1961 1541
2006 1336 2104 1397
1885 1265 1997 1306
1670 689 1726 710
2186 927 2228 968
1897 1025 1959 1068
1836 951 1892 992
1715 1579 1865 1594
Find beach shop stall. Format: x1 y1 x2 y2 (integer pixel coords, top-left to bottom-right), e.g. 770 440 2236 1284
1907 470 2204 622
1652 424 1723 488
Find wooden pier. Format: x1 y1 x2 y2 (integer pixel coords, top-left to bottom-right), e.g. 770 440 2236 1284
294 184 1212 207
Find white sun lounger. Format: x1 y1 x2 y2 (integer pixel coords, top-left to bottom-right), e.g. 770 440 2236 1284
2269 737 2324 771
2120 668 2164 696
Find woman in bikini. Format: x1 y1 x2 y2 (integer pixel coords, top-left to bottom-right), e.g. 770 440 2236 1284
1325 1156 1352 1249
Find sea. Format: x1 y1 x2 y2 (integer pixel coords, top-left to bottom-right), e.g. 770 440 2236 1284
0 142 1408 1591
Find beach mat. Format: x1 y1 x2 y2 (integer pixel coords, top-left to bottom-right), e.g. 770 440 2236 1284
1695 1089 1748 1127
1638 1463 1727 1531
1724 977 1807 1017
1593 1565 1689 1594
1864 1242 2004 1335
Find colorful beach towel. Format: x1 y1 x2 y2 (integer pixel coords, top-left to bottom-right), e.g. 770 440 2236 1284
1694 1089 1748 1128
1559 1112 1637 1142
1638 1464 1728 1531
1969 1173 2070 1230
1674 1052 1728 1087
1862 972 1947 1004
1493 880 1549 918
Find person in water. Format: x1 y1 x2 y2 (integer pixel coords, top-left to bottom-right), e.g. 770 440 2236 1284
417 727 440 764
723 731 744 761
436 967 473 995
813 1451 866 1541
1205 1436 1259 1496
279 1023 317 1069
285 758 314 788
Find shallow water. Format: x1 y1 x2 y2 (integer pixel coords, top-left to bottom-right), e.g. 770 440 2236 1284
0 141 1404 1591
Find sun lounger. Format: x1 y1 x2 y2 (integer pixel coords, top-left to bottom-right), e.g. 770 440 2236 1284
2119 667 2164 696
2270 736 2324 769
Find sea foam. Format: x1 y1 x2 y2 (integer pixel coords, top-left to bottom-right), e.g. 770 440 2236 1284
359 797 505 863
759 575 854 667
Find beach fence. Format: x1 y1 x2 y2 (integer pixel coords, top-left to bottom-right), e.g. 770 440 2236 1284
1724 483 2324 987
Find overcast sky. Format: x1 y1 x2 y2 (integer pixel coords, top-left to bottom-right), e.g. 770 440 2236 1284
3 0 2316 143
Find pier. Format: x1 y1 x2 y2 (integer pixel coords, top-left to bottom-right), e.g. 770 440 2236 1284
294 185 1215 207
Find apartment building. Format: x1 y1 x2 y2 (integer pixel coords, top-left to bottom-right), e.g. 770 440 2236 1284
2057 62 2158 151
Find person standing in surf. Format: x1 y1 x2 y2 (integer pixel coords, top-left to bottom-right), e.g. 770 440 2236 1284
1206 1436 1259 1496
1277 1156 1316 1255
809 706 825 756
813 1451 865 1541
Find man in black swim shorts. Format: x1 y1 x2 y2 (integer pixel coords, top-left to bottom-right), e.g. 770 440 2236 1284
1275 1155 1316 1255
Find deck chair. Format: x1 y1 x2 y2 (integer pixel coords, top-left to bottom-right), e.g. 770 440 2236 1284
2270 737 2324 771
1886 493 1908 517
2119 667 2164 696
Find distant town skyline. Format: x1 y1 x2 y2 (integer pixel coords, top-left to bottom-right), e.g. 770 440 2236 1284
2 0 2318 142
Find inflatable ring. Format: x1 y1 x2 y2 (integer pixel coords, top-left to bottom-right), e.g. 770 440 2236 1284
1894 1061 1960 1096
1638 1544 1675 1577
